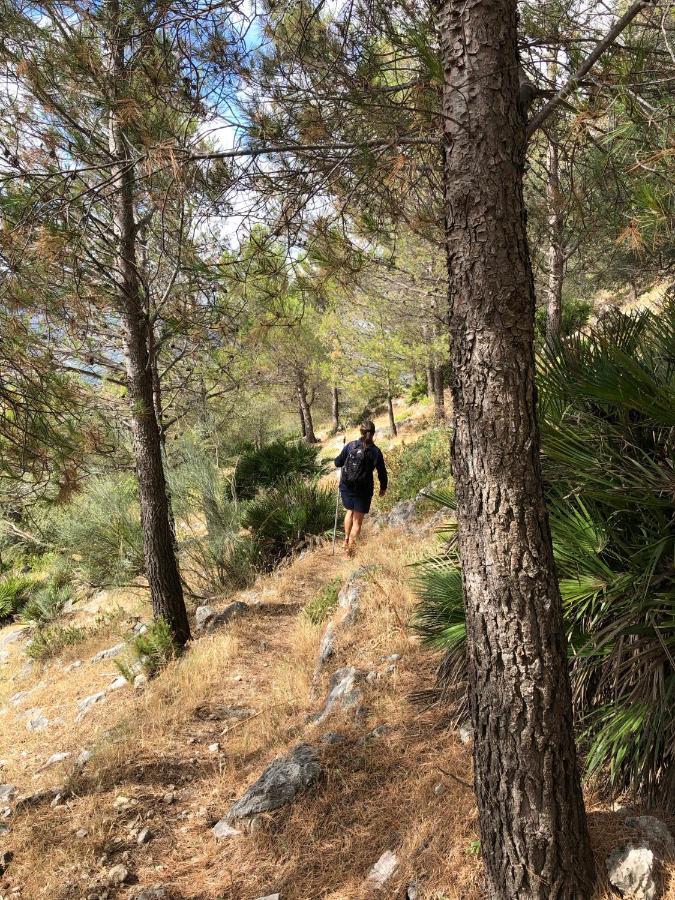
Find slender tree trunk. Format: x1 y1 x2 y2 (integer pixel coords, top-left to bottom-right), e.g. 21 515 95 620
331 384 340 434
423 323 435 398
298 403 307 438
546 139 564 339
296 373 317 443
386 388 397 437
438 0 593 895
108 2 190 646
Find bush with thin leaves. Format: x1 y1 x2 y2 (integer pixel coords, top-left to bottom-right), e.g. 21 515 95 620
414 304 675 807
243 475 335 568
26 624 85 661
38 473 144 587
303 577 341 624
19 582 72 626
0 575 35 622
117 618 179 680
233 439 324 500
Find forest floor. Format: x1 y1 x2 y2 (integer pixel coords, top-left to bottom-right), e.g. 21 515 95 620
1 404 674 899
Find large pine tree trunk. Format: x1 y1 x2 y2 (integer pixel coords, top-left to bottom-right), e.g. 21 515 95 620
432 363 446 420
438 0 593 895
546 138 564 339
108 2 190 646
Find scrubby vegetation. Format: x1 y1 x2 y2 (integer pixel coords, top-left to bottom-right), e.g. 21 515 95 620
414 304 675 807
233 440 324 500
381 429 451 509
303 577 342 624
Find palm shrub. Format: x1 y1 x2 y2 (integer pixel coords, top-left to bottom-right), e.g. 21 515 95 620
0 574 36 622
233 440 324 500
243 475 336 568
413 304 675 807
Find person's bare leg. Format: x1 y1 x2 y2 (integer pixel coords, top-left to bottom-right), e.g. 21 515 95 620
343 509 353 549
348 511 365 553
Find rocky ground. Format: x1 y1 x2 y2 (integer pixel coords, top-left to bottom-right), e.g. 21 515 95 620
1 496 674 898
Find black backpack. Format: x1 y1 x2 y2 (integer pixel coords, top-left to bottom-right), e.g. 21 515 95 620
342 441 370 487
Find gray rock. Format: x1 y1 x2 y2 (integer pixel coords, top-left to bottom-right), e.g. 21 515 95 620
107 675 127 691
406 881 420 900
106 863 129 886
195 605 217 630
0 627 28 650
254 895 281 900
15 786 66 812
65 659 83 672
366 671 378 683
212 819 241 839
312 667 364 724
319 731 345 745
226 744 321 822
91 643 125 663
75 749 92 768
0 651 9 664
75 691 106 721
0 784 17 803
25 708 48 732
39 751 71 771
131 886 169 900
76 828 88 838
9 689 34 707
337 568 371 625
387 499 417 529
137 827 153 845
133 673 149 689
625 816 675 859
367 850 399 888
317 622 335 665
606 843 659 900
195 600 248 632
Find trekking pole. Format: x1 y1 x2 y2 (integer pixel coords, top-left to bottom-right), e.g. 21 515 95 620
332 437 345 555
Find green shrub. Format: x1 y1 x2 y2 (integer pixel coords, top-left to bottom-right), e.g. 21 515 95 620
19 582 72 626
535 297 593 341
381 429 450 509
407 379 429 404
39 474 144 587
413 305 675 807
26 624 85 661
117 618 179 680
304 577 341 624
233 440 323 500
243 475 336 568
0 575 36 621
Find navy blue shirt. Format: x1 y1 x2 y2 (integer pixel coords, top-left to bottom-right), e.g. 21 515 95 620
335 439 388 496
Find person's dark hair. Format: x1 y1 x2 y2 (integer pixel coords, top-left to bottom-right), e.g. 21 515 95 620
359 419 375 436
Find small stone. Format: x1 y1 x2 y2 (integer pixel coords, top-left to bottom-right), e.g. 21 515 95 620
75 749 92 768
25 708 48 732
458 724 474 745
212 819 241 839
137 827 152 845
107 675 127 691
65 659 83 672
367 850 399 888
366 671 378 683
76 828 88 838
0 784 17 803
131 886 168 900
9 690 33 707
114 795 131 807
195 605 217 630
50 793 64 807
406 881 420 900
39 751 71 771
606 843 659 900
254 895 281 900
385 663 396 674
385 653 401 662
208 743 220 753
106 863 129 885
162 791 176 804
91 643 125 663
433 782 446 797
133 674 148 689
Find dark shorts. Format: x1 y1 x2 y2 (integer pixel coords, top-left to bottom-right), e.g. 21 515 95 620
340 485 373 514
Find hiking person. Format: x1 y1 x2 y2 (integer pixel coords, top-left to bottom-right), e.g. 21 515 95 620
334 420 388 556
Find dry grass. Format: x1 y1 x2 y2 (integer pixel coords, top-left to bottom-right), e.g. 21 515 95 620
1 523 674 899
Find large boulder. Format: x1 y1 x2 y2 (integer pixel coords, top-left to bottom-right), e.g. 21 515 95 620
606 843 659 900
223 744 321 823
625 816 675 859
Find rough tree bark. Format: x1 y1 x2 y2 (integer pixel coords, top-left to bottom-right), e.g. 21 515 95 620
438 0 594 895
107 0 190 646
432 362 446 420
545 138 564 339
298 403 307 438
296 372 317 443
386 388 398 437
